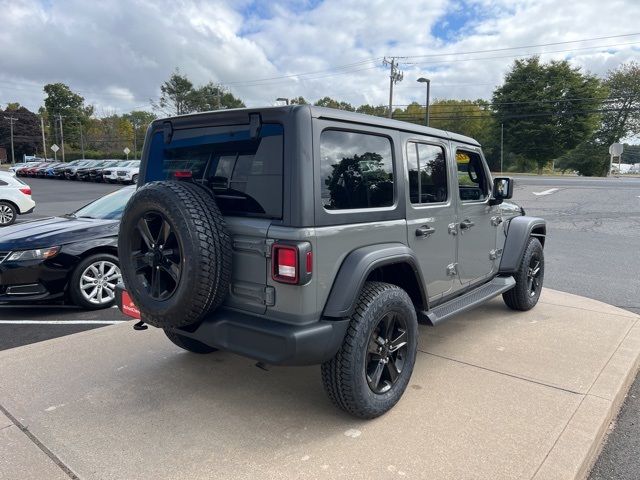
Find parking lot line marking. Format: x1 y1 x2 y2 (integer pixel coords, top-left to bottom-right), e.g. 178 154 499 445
0 320 128 325
533 188 560 196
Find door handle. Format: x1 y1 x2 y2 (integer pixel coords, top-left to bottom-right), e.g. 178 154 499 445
460 219 475 230
415 225 436 237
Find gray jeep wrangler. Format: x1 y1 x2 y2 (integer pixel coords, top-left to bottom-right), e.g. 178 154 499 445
116 106 546 418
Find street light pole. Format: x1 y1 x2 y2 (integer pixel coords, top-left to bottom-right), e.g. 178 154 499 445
78 122 85 160
40 116 47 160
3 116 18 164
417 77 430 126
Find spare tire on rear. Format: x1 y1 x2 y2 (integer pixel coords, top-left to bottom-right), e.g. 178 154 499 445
118 181 232 328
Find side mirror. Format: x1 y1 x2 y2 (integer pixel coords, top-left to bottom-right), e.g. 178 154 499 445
490 177 513 205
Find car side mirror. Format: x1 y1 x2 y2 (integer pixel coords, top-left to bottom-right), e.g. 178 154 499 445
490 177 513 205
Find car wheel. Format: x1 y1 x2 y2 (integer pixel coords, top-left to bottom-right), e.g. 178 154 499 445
69 253 122 310
131 174 138 185
503 237 544 311
321 281 418 419
118 181 232 329
164 329 218 354
0 202 17 226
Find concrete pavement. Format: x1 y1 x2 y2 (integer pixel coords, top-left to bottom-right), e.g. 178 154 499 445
0 288 638 480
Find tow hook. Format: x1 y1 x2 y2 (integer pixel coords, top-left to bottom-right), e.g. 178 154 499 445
133 320 148 331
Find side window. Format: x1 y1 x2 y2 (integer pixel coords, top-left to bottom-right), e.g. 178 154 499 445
320 130 394 210
407 142 448 204
456 150 488 202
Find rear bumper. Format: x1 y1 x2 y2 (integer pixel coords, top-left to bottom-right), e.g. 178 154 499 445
116 284 348 366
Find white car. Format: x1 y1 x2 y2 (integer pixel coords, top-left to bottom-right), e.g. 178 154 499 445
0 171 36 226
103 160 140 184
115 160 140 184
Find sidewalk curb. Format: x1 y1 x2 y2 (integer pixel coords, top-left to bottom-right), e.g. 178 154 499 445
533 322 640 479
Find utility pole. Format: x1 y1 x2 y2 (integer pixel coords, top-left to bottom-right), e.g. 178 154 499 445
78 122 85 159
40 116 47 160
500 122 504 174
383 57 403 119
132 121 138 160
3 116 18 164
417 77 431 126
57 114 65 162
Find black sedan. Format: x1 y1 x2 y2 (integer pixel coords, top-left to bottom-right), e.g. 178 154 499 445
0 187 134 309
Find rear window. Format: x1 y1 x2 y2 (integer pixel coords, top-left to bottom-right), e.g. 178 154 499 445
145 124 283 219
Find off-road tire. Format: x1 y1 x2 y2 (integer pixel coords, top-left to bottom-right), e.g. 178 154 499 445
503 237 544 311
164 329 218 354
0 201 17 226
321 281 418 419
118 180 232 328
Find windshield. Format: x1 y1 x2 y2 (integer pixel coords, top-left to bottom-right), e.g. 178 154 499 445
73 187 135 220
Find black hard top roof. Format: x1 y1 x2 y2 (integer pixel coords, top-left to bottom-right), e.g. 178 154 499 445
156 105 481 147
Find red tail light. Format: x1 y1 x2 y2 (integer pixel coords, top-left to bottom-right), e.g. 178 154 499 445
173 170 193 179
271 242 313 285
19 187 32 195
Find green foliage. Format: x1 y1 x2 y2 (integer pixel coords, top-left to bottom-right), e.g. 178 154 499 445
356 104 389 116
493 57 605 172
314 97 355 111
0 105 42 161
43 83 94 150
289 96 309 105
154 69 245 115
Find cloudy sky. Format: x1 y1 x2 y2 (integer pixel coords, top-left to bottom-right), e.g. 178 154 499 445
1 0 639 115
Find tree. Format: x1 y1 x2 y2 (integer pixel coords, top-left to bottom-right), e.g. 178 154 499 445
556 62 640 176
155 69 245 116
492 57 605 172
190 82 245 111
43 83 94 150
314 97 355 111
290 96 309 105
356 104 388 117
155 69 194 116
0 106 42 161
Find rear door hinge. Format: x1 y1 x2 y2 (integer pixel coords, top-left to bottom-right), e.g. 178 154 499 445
489 248 503 260
232 238 274 257
446 263 458 276
491 216 503 227
264 286 275 306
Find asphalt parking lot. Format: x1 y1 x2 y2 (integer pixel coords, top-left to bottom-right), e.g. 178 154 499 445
1 173 639 478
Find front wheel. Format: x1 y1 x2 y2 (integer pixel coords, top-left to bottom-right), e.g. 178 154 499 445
321 282 418 419
69 254 122 309
503 237 544 311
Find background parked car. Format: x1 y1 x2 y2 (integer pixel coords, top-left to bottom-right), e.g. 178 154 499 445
86 160 121 182
103 160 136 183
0 186 134 308
64 160 98 180
52 160 83 178
115 160 140 184
0 171 35 226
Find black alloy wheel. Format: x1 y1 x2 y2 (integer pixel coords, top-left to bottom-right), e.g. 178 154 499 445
366 311 408 394
527 256 542 297
131 212 182 301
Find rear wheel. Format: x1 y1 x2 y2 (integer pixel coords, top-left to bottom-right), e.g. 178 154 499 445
0 202 17 226
321 282 418 419
503 237 544 311
164 330 218 354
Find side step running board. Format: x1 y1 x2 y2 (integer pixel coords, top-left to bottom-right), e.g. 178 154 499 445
422 276 516 326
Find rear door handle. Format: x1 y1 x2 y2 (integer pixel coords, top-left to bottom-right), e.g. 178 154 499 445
415 225 436 237
460 219 475 230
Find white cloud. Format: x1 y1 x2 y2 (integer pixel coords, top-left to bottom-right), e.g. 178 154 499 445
0 0 638 115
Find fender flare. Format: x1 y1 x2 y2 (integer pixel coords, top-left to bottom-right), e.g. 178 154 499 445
323 243 427 318
499 216 546 273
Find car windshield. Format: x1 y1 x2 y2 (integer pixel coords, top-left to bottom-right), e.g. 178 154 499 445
73 187 135 220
